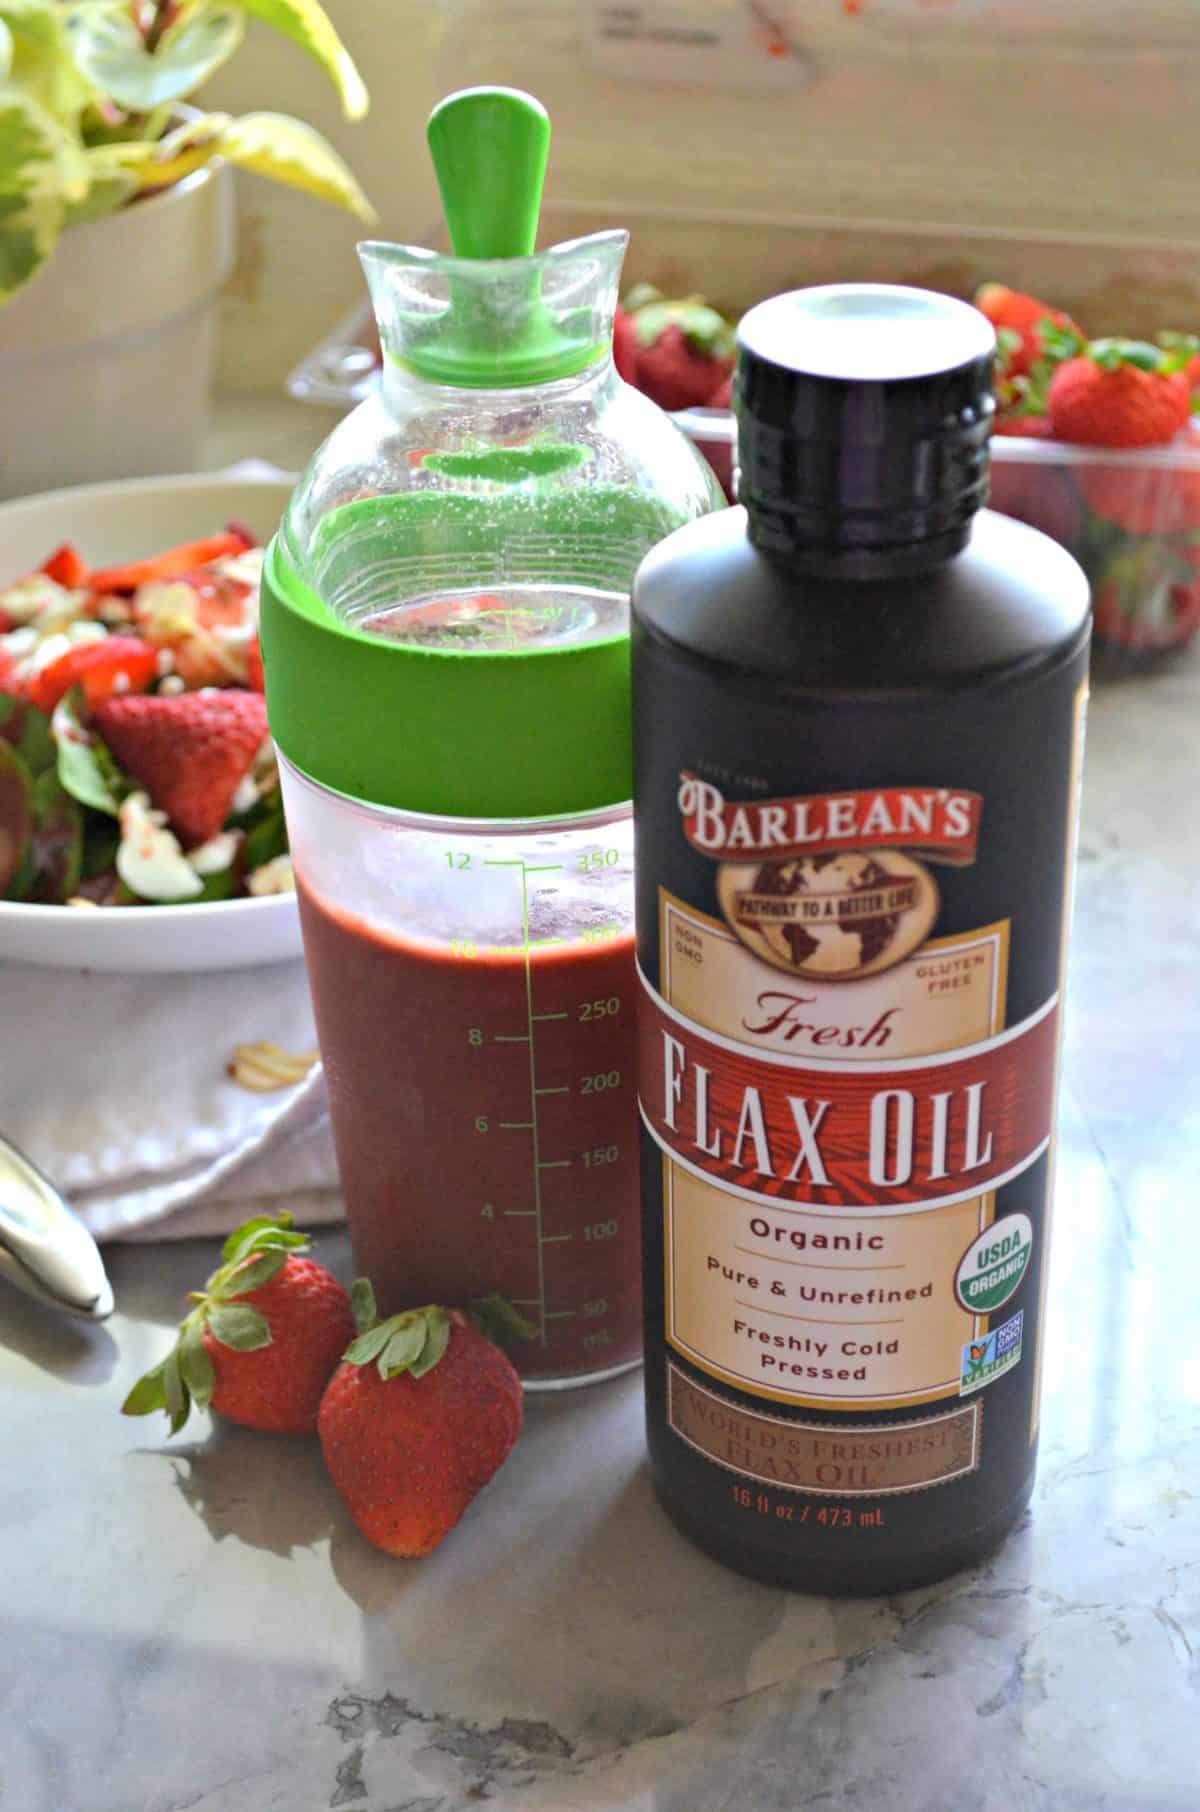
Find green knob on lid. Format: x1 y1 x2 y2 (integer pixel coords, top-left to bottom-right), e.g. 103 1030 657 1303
427 86 550 260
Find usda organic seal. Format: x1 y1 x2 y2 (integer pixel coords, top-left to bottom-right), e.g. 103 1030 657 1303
954 1214 1033 1315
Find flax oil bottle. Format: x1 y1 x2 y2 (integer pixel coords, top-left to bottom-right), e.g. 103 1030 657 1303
632 285 1090 1593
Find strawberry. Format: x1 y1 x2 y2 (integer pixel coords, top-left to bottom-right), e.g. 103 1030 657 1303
25 634 159 716
991 414 1054 439
319 1285 523 1557
612 304 639 384
40 543 90 589
91 687 268 847
1088 538 1200 655
1155 332 1200 396
975 284 1081 388
122 1213 356 1437
131 558 262 689
88 529 253 595
246 635 265 693
988 457 1083 551
632 298 736 413
1048 340 1192 448
1079 461 1200 537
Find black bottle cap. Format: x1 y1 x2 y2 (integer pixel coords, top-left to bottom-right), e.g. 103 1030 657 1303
736 284 996 575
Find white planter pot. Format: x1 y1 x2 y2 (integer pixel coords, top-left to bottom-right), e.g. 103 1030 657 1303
0 162 235 501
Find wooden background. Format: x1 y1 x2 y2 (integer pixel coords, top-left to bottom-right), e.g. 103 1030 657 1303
208 0 1200 389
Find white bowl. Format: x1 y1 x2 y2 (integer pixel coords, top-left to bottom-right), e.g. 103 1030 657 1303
0 473 302 972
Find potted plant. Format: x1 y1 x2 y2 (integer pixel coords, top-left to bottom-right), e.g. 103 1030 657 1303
0 0 374 498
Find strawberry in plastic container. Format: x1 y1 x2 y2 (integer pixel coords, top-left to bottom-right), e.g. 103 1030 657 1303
626 287 736 412
982 292 1200 665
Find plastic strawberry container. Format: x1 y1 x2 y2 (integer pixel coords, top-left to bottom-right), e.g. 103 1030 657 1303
667 409 1200 668
987 425 1200 666
289 309 1200 668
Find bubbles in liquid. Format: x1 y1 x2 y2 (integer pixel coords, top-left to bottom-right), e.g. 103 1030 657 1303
360 584 628 653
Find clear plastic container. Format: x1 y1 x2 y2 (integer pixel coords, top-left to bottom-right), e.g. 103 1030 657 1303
281 760 639 1386
261 88 721 1386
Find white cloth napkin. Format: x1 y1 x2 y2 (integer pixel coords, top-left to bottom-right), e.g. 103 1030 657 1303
0 957 343 1243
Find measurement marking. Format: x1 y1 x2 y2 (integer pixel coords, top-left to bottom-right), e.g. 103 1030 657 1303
484 859 525 868
541 1233 573 1244
520 861 550 1347
733 1244 907 1272
523 864 563 874
532 1011 568 1022
535 1085 568 1095
537 1159 572 1169
493 1033 531 1043
527 937 567 948
503 1209 536 1218
511 1298 542 1306
499 1120 534 1130
544 1309 577 1320
735 1298 904 1326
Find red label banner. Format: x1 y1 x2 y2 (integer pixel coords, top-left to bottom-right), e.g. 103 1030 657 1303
677 775 983 865
639 983 1058 1212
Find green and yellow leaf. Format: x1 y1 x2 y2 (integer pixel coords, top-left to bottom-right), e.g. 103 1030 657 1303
229 0 367 120
217 110 375 221
66 0 244 112
123 109 228 187
2 0 91 125
0 87 73 301
63 145 139 222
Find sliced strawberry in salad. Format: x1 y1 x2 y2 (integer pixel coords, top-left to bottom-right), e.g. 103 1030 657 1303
93 689 270 851
40 544 91 589
87 529 254 595
25 634 159 716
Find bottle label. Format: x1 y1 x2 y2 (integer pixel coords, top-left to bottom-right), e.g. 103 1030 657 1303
640 777 1057 1447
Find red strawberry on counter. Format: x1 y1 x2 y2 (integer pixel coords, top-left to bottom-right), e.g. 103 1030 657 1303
122 1213 356 1437
91 687 268 848
319 1285 523 1557
1048 340 1191 448
632 296 736 413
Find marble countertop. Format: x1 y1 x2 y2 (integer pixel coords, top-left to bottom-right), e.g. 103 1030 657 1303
3 407 1198 1811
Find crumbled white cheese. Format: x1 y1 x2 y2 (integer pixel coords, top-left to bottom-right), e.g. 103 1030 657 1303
211 548 265 592
18 619 107 679
187 830 240 877
0 575 72 625
229 735 279 815
116 793 203 902
247 855 295 896
229 773 259 815
1 626 38 660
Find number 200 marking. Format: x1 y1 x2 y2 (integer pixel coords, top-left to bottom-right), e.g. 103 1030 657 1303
580 1070 621 1094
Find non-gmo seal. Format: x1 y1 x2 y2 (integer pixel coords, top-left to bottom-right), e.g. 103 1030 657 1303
955 1214 1033 1315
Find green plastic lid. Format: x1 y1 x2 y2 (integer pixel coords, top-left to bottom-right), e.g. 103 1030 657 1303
377 85 603 389
261 487 687 819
